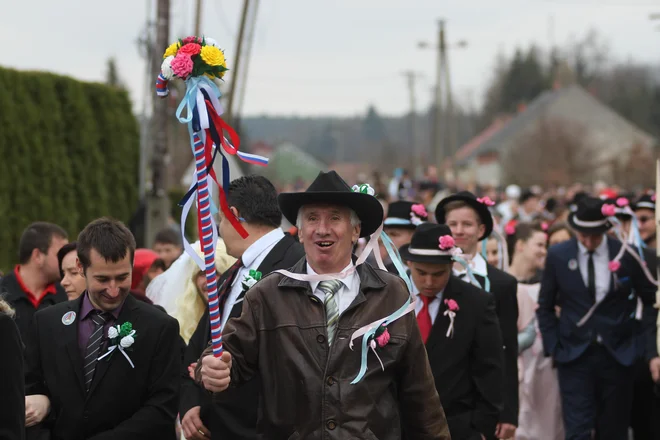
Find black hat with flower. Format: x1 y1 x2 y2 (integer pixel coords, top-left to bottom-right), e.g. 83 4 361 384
384 201 428 230
399 223 462 265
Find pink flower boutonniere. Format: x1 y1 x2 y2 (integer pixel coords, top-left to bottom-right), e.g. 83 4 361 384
444 299 459 338
608 260 621 272
477 196 495 207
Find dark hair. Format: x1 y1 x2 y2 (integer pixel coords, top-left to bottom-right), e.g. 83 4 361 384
150 258 167 272
506 221 544 264
519 190 538 204
154 228 181 247
18 222 68 264
57 242 78 279
77 218 136 272
547 221 575 244
443 200 482 225
227 175 282 228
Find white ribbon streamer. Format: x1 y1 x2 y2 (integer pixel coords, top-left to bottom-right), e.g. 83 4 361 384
444 310 457 338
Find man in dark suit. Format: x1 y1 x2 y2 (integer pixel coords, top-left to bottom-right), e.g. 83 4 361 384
400 223 504 440
537 197 657 440
435 191 519 440
25 218 181 440
179 175 304 440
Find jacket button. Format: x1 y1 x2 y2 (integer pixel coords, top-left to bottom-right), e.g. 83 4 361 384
317 334 326 343
326 376 335 386
327 420 337 430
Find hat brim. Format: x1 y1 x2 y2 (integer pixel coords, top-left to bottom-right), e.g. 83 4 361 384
567 213 612 235
434 195 494 240
384 222 417 231
399 244 454 265
278 191 384 238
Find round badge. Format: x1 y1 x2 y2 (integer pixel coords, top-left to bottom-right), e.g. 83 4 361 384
568 259 578 271
61 311 76 326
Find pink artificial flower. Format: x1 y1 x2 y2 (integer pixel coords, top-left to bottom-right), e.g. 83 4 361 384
601 204 617 217
411 204 428 218
182 36 201 44
616 197 629 207
477 196 495 207
178 42 202 57
439 235 455 250
608 260 621 272
444 298 459 312
375 328 390 347
653 194 657 202
541 222 549 231
171 53 194 78
505 224 516 235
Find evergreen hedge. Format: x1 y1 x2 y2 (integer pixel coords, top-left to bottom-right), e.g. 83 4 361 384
0 67 140 272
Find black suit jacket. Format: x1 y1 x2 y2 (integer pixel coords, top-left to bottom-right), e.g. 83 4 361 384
179 233 304 440
425 276 504 440
25 294 181 440
0 312 25 440
474 264 519 427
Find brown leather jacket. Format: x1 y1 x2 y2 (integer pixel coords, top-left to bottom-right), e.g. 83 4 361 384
201 258 450 440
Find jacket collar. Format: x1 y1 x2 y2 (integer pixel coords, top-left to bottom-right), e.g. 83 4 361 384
278 256 387 293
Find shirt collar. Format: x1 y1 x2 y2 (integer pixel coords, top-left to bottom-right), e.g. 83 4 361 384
577 234 608 257
453 252 488 277
80 291 122 320
241 228 285 268
306 261 355 293
13 265 58 307
411 280 444 301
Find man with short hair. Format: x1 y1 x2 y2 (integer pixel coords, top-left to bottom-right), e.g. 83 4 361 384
435 192 519 440
200 171 450 439
380 200 428 274
1 222 68 342
400 223 504 440
180 175 304 440
634 194 656 249
25 218 181 439
152 228 183 269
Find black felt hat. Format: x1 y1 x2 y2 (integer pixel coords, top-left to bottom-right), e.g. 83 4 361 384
277 170 384 238
434 191 494 240
568 196 612 234
399 223 458 264
634 194 656 212
384 201 428 230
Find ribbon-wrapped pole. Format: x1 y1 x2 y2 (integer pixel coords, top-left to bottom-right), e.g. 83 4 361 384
656 160 660 356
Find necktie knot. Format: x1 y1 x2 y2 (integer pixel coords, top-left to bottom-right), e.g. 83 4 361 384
420 294 434 307
319 280 342 296
91 310 109 327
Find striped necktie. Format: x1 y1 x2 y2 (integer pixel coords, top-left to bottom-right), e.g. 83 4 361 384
319 280 342 345
83 311 108 392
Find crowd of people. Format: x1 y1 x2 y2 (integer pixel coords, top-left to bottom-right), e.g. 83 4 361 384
1 169 659 440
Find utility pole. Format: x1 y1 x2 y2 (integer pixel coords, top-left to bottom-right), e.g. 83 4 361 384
225 0 251 126
194 0 203 36
403 71 420 178
145 0 171 248
235 0 260 133
434 20 445 178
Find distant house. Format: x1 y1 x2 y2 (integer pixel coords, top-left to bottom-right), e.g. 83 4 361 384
450 84 657 186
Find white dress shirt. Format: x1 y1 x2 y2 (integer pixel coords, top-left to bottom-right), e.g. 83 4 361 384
412 281 444 324
220 228 285 330
453 252 489 280
308 262 360 316
577 235 611 303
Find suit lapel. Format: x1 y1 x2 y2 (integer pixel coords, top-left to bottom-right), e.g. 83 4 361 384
566 239 588 291
64 297 85 395
425 279 454 352
87 295 141 398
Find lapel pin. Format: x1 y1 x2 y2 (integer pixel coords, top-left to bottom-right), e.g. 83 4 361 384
568 259 578 271
61 311 76 326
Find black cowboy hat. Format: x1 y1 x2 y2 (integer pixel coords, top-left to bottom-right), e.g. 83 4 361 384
568 196 612 235
434 191 494 240
277 170 384 238
384 201 427 230
399 223 456 264
634 194 656 212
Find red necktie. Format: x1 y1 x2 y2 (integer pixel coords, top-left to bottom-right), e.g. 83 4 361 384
417 295 433 344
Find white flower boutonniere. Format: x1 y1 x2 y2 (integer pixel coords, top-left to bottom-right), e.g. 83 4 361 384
242 270 262 292
98 321 137 368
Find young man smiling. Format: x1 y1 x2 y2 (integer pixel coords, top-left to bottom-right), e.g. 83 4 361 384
435 191 519 440
200 170 450 439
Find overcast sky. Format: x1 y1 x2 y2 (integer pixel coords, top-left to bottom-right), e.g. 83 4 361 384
1 0 658 117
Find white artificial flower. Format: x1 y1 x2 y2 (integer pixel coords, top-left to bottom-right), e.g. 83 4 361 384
120 335 135 349
352 183 375 196
244 277 257 289
204 37 219 47
107 326 119 339
161 56 175 80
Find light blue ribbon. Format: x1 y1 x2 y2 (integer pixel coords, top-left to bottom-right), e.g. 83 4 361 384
453 255 488 291
383 218 412 226
379 230 413 292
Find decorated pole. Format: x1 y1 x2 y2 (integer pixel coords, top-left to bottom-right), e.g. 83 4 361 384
156 36 268 357
656 160 660 356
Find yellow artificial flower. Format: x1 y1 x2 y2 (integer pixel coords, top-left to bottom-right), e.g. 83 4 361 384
163 42 180 59
200 45 226 67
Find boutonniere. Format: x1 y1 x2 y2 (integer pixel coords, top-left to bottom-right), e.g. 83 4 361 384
242 269 262 292
443 299 460 338
366 323 391 370
98 321 137 368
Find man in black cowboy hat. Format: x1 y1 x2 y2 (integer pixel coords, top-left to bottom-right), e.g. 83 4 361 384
435 191 519 440
380 201 429 274
536 196 657 440
400 223 504 440
200 171 450 439
634 193 656 249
